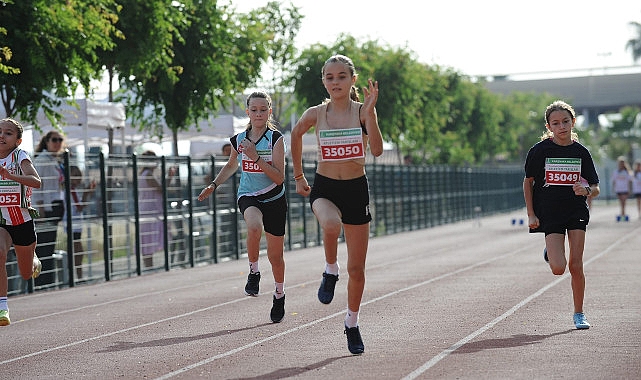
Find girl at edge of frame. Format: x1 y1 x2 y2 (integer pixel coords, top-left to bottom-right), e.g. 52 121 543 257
611 156 632 221
197 90 288 324
632 159 641 219
0 118 43 327
290 54 384 355
523 100 600 330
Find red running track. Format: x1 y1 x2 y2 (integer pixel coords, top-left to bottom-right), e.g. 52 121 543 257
1 201 640 379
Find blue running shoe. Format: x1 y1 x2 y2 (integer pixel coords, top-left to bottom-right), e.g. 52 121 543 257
543 248 548 263
574 312 590 329
318 272 338 304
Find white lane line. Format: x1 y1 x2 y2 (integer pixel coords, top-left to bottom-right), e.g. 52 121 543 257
1 238 534 369
151 243 537 379
401 227 640 380
10 273 242 324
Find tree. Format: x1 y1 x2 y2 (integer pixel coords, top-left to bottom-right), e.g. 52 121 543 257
97 0 185 103
0 0 120 126
495 91 557 163
246 1 302 129
626 19 641 63
94 0 185 153
123 0 270 155
599 106 641 162
0 0 19 76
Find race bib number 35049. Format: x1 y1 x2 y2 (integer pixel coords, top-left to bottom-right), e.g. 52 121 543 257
319 128 365 161
544 158 581 186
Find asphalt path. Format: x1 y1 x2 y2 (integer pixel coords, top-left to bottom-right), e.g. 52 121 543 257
1 201 640 379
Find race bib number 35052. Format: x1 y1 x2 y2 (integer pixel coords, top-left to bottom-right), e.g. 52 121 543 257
319 128 365 161
544 158 581 186
0 180 21 206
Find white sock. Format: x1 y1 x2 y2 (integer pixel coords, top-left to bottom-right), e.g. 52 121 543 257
0 297 7 311
345 308 359 328
325 261 339 275
274 282 284 299
249 261 259 274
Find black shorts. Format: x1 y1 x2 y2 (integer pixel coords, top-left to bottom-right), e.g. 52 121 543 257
0 220 37 246
309 173 372 225
539 203 590 236
238 193 287 236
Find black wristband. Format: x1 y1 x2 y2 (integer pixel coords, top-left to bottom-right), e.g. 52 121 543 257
584 186 591 195
254 156 261 164
210 182 218 190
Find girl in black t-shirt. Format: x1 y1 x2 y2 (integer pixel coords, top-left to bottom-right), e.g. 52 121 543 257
523 100 600 330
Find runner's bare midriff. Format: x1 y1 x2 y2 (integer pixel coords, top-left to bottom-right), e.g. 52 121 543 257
316 160 365 180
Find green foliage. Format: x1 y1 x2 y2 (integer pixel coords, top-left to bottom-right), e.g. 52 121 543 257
98 0 183 100
247 1 303 128
121 0 270 146
597 106 641 161
626 20 641 63
0 0 120 127
291 37 576 165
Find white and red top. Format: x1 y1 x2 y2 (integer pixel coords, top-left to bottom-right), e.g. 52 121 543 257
0 148 35 225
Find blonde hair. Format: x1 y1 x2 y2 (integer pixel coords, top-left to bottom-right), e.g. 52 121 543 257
244 90 278 131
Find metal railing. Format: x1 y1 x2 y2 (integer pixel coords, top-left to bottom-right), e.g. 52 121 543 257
6 152 523 295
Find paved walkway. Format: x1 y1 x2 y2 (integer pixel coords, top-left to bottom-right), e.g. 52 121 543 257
1 201 640 379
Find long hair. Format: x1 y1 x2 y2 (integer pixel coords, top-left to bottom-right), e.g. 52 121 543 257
321 54 360 103
540 100 579 141
35 131 65 153
245 90 278 131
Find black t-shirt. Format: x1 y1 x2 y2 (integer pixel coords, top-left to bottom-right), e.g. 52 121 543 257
524 138 599 216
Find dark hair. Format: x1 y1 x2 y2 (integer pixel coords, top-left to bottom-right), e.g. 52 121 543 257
540 100 579 141
245 90 278 131
0 118 24 139
69 165 82 177
35 130 65 153
322 54 360 102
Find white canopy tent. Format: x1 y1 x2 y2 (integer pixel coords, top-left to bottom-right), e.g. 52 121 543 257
22 99 245 157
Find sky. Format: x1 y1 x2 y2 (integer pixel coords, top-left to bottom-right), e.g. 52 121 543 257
232 0 641 77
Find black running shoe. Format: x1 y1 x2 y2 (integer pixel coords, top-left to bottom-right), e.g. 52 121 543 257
344 325 364 355
543 248 548 263
270 295 285 323
318 272 339 304
244 272 260 296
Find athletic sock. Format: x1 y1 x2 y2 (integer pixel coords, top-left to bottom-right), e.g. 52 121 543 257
274 282 284 299
249 261 259 274
0 297 7 311
325 261 339 275
345 308 359 328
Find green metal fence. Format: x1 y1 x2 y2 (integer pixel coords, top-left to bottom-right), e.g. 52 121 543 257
6 152 523 295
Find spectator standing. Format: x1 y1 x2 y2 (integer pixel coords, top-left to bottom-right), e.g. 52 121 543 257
631 159 641 219
32 131 65 286
65 165 96 279
611 156 632 221
138 150 175 268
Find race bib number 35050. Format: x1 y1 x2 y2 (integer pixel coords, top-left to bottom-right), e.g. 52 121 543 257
544 158 581 186
319 128 365 161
